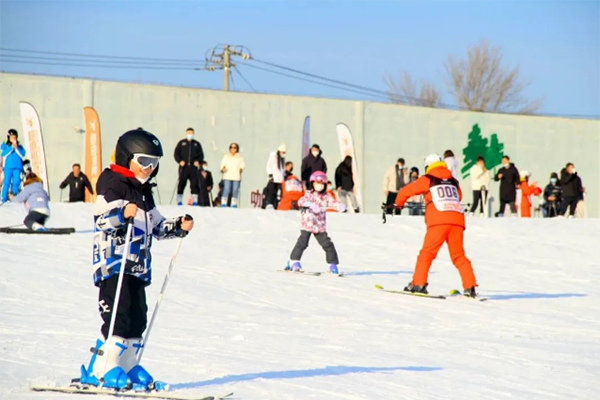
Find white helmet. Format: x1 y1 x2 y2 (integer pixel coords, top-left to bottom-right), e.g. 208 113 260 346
424 154 442 171
520 170 530 179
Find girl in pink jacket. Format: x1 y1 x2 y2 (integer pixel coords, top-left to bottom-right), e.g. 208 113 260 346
286 171 345 274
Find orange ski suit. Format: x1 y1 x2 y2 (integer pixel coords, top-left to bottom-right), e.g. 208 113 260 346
277 175 305 211
395 163 477 289
519 181 541 218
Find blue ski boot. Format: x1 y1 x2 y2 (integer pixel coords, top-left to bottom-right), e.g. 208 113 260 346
121 338 169 392
291 261 303 272
176 195 183 206
79 337 131 390
329 264 339 274
192 195 198 207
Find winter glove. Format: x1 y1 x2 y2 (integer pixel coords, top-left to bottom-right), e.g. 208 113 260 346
176 214 194 237
337 203 347 213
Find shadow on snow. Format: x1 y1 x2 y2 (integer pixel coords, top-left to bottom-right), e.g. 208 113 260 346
344 270 415 276
171 365 442 389
486 292 586 301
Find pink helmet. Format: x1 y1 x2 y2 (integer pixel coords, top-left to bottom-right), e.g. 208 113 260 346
309 171 327 183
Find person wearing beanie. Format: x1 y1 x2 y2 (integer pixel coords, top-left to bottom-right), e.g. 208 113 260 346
543 172 562 218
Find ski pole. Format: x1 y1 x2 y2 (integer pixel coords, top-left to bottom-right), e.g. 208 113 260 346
100 219 134 380
154 177 162 205
137 235 184 364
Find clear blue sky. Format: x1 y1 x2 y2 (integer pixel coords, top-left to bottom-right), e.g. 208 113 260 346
1 0 598 117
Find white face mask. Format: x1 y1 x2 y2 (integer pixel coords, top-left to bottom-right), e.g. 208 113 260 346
186 134 194 140
313 183 325 192
311 150 319 157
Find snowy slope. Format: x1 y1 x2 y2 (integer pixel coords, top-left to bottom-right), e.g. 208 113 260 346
1 203 599 400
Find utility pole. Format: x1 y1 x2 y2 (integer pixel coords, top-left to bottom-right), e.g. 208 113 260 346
204 45 251 91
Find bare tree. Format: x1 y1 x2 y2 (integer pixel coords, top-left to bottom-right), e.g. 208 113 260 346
384 72 441 108
445 40 542 114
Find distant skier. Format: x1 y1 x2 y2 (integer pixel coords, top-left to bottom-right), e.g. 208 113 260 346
174 127 204 206
394 154 478 297
59 163 94 202
286 171 346 274
80 129 194 391
10 171 50 231
1 129 26 203
517 171 541 218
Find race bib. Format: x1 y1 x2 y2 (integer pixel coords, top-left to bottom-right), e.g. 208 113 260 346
430 184 463 213
286 179 303 193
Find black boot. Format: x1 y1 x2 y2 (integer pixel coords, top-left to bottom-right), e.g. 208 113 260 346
463 287 477 297
404 282 428 294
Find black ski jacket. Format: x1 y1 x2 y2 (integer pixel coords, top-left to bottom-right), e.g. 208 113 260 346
335 162 354 191
174 139 204 166
59 172 94 202
494 163 520 202
301 152 327 183
560 169 583 199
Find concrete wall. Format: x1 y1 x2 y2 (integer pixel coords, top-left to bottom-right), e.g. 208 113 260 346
1 72 599 216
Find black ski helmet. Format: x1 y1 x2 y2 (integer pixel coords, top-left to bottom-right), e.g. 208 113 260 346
114 129 163 176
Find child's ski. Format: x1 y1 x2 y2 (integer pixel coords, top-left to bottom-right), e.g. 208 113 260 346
30 386 233 400
0 227 75 234
449 289 489 302
375 285 446 299
278 270 345 277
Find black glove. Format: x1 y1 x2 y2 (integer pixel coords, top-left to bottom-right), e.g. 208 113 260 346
175 214 193 237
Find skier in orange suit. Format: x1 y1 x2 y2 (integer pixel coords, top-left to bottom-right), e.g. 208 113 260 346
394 154 478 297
518 171 541 218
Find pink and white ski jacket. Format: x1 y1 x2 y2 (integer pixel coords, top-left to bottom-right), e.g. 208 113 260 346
297 190 340 233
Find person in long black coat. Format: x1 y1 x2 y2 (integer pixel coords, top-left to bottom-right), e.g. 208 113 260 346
494 156 520 217
558 163 583 217
301 144 327 188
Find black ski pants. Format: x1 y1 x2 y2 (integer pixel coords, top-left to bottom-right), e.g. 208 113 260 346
177 165 199 195
385 192 401 215
559 197 578 216
469 190 484 213
23 210 48 230
99 275 148 339
497 200 517 216
290 230 339 264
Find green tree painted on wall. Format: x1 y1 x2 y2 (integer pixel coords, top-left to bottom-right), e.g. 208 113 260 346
485 133 504 171
461 124 505 179
461 124 488 178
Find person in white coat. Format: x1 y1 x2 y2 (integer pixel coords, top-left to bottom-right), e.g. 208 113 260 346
444 150 459 180
265 144 286 208
468 156 490 215
220 143 245 208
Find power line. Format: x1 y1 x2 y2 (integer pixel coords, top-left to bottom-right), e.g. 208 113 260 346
237 61 391 101
0 53 202 66
233 66 256 92
0 58 196 70
0 47 201 63
250 57 463 110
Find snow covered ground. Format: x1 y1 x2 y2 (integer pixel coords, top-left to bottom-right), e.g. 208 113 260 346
1 202 599 400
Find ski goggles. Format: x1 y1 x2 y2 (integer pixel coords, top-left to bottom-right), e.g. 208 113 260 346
132 153 161 170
